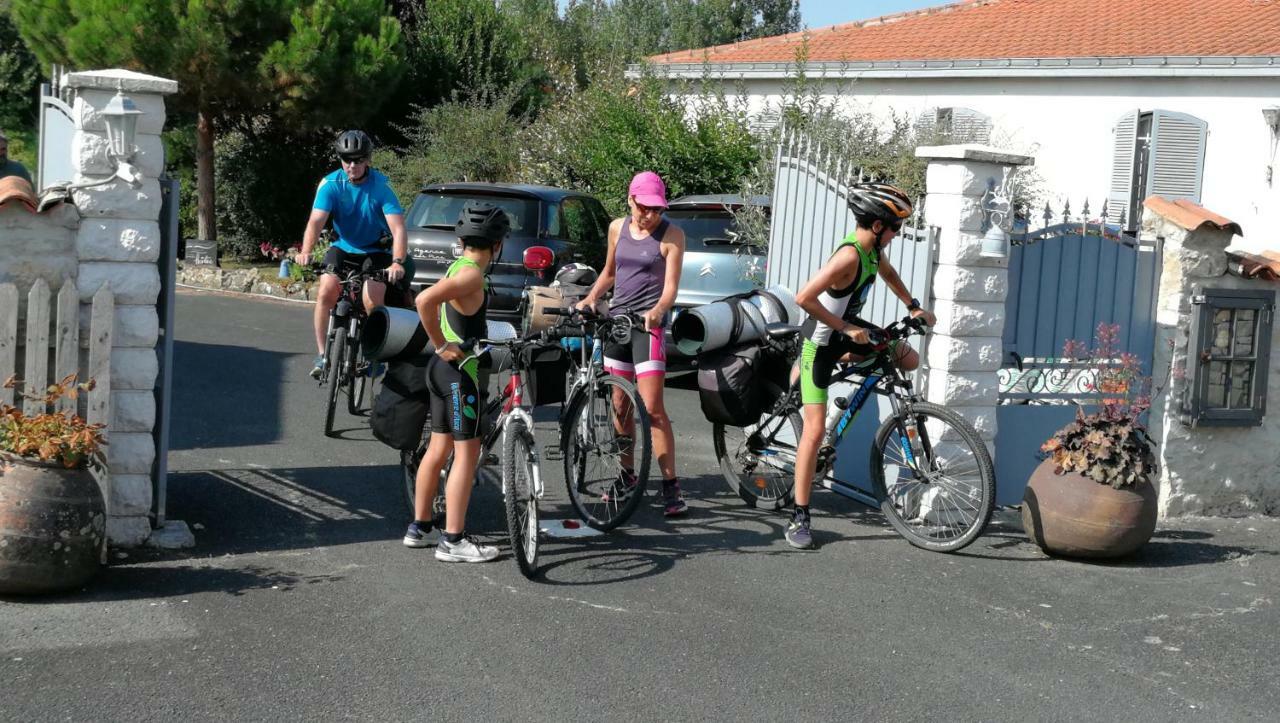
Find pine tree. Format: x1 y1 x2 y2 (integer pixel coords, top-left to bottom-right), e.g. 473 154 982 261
10 0 404 242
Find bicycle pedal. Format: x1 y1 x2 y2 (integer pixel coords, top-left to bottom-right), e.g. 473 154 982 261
543 445 564 461
483 453 500 466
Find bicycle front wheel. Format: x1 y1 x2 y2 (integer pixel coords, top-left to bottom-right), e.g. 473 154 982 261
562 374 651 531
323 327 347 438
713 409 801 509
502 417 540 579
870 401 995 552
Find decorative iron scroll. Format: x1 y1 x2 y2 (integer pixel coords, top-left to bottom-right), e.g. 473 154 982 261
998 359 1121 405
1008 198 1141 247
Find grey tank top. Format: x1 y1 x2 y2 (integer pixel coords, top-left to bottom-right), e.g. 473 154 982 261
611 219 669 314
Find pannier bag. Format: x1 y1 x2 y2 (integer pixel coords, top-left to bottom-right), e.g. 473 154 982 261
670 285 800 356
697 342 789 427
369 354 432 450
522 283 599 335
521 343 571 407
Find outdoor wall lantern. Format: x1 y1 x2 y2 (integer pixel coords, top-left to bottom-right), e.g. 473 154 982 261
1263 106 1280 186
100 87 144 186
979 180 1013 259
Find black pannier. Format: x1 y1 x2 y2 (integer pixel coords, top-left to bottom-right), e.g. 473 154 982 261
696 342 789 427
369 354 431 450
521 343 570 407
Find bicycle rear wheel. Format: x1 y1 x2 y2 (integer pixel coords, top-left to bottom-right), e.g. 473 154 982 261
870 401 995 552
502 417 540 579
323 327 347 438
347 345 368 416
713 409 801 509
562 374 651 531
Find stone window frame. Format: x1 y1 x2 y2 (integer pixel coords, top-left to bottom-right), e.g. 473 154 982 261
1182 286 1275 427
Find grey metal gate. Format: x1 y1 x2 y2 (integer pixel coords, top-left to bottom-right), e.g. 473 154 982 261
765 125 937 502
995 202 1162 504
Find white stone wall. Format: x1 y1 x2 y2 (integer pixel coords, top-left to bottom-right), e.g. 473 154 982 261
917 146 1034 455
1146 213 1280 516
62 69 177 546
0 204 81 306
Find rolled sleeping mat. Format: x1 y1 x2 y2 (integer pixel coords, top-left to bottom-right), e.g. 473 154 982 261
363 306 519 370
750 285 802 326
364 306 431 362
670 285 801 356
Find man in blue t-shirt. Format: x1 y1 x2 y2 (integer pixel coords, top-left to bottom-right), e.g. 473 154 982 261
297 130 409 378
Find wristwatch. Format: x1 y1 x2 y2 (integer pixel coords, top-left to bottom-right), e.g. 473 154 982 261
907 297 922 311
392 256 406 265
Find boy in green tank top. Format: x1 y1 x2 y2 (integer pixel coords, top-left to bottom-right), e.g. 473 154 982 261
403 202 508 563
788 184 935 550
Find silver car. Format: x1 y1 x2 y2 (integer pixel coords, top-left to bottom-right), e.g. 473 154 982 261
664 194 770 364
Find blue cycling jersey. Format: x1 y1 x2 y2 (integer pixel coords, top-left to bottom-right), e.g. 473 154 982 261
312 168 404 254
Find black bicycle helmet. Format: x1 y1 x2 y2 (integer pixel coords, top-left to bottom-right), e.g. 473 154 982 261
847 182 914 225
455 202 510 247
334 130 373 159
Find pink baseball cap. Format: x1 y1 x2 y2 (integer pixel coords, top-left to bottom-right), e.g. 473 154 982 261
629 171 668 208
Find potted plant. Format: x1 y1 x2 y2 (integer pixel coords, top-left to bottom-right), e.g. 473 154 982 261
0 375 108 595
1021 324 1159 558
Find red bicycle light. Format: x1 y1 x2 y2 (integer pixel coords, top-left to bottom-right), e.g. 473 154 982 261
523 246 554 271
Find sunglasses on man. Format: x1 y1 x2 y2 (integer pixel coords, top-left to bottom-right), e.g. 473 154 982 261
340 155 369 165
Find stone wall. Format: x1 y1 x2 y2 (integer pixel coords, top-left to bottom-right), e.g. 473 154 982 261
0 204 80 309
1145 202 1280 516
63 69 178 545
916 145 1034 456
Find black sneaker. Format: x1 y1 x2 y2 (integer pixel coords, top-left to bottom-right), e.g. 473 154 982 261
785 514 814 549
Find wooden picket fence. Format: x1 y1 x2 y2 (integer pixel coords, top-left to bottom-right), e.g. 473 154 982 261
0 279 113 427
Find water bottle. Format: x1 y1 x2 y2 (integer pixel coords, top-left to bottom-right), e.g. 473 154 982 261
823 396 850 448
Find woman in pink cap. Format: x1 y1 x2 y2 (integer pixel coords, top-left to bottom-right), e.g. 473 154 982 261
577 171 688 516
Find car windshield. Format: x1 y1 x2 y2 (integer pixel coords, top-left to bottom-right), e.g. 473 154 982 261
408 193 538 234
664 209 749 252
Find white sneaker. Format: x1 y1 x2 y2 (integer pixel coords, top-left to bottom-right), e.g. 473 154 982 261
435 535 499 563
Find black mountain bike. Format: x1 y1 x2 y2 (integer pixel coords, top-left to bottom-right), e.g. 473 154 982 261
713 317 996 552
318 265 389 437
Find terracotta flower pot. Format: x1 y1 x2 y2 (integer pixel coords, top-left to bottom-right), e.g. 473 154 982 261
1021 459 1157 559
0 454 106 595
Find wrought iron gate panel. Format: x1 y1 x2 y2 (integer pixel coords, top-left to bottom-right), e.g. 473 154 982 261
996 216 1162 505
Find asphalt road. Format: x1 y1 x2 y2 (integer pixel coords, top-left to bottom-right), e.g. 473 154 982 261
3 289 1279 722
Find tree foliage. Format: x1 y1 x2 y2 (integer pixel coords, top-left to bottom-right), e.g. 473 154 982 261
10 0 404 242
0 0 41 131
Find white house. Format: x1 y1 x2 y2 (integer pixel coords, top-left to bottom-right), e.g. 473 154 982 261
644 0 1280 249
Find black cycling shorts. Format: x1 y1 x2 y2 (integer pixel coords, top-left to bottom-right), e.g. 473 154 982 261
321 247 411 308
425 354 483 441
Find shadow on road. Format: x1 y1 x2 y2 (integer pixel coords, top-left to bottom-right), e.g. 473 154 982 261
169 340 292 450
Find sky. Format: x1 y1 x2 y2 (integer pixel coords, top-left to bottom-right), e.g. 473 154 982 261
800 0 943 30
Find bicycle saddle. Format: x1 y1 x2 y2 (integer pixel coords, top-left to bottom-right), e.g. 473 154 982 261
765 322 800 339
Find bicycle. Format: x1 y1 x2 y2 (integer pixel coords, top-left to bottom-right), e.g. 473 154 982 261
545 307 653 532
399 325 563 578
713 316 996 553
317 263 390 437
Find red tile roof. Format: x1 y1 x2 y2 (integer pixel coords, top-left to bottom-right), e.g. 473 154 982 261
1143 196 1243 235
1226 250 1280 281
647 0 1280 65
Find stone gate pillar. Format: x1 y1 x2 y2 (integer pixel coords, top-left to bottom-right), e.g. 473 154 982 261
915 145 1034 457
64 69 178 546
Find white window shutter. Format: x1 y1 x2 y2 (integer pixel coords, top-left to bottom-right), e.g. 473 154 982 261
1106 109 1140 225
951 107 992 144
1147 110 1208 203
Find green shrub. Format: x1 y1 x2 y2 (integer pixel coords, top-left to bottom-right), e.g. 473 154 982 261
213 123 334 259
378 89 526 202
521 72 760 217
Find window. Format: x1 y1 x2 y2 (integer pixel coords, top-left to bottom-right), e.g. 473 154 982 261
1182 287 1275 427
560 197 608 267
407 193 537 234
1107 110 1208 231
